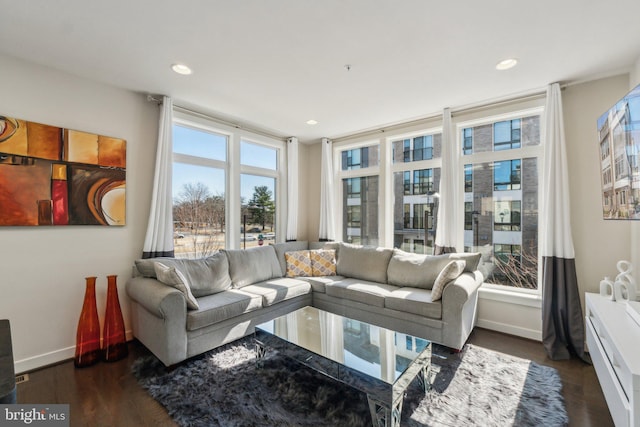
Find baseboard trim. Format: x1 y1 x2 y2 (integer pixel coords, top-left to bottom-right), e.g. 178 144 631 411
14 330 134 374
476 319 542 341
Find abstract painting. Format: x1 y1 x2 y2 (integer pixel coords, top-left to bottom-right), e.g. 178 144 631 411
0 115 126 226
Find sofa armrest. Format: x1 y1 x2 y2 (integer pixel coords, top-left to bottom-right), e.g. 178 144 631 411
441 271 483 349
126 276 189 366
442 271 483 307
126 277 187 319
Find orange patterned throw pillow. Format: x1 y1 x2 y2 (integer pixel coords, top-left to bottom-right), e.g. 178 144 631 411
285 250 313 277
310 249 337 277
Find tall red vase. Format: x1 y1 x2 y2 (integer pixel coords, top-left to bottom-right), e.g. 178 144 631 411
102 275 128 362
74 277 101 368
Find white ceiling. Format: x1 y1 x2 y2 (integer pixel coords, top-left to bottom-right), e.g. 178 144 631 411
1 0 640 143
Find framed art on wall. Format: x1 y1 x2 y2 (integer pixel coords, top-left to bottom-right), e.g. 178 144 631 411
597 84 640 220
0 115 126 226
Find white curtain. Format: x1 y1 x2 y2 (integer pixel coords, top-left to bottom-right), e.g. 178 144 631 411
435 108 458 254
319 138 336 241
286 137 299 241
541 83 586 361
142 96 175 258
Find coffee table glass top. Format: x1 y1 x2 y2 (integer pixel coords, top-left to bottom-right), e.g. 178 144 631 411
255 306 430 384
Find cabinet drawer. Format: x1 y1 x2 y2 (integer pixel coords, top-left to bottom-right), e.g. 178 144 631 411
587 317 630 427
588 312 634 399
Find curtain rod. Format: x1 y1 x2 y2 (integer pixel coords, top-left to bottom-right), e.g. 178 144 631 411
147 95 288 142
331 85 559 143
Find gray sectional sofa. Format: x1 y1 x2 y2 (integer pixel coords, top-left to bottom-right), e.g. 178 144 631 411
126 241 483 366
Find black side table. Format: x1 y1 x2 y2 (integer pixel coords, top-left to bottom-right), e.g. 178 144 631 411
0 319 16 404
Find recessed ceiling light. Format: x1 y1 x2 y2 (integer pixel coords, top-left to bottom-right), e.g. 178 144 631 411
171 63 193 75
496 58 518 71
306 119 318 125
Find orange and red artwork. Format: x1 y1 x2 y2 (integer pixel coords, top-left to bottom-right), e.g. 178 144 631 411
0 115 126 226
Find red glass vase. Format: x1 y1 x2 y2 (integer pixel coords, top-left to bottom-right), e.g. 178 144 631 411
102 275 128 362
74 277 101 368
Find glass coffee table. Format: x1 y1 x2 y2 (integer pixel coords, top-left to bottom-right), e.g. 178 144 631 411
255 306 431 427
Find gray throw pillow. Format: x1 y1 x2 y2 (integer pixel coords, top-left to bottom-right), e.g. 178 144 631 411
135 254 232 297
154 262 200 310
336 243 393 283
224 245 283 288
431 260 466 301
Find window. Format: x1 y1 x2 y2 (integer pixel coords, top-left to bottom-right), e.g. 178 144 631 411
392 135 434 163
412 136 433 161
494 160 521 191
413 204 425 229
173 111 285 257
464 164 473 193
494 200 521 231
342 176 379 246
403 171 411 195
342 145 379 171
463 128 473 154
464 202 473 230
494 119 521 151
460 111 541 289
494 244 521 263
600 140 610 160
172 124 228 258
240 140 279 248
391 132 442 255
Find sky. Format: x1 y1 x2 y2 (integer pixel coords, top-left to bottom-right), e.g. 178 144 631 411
172 125 277 203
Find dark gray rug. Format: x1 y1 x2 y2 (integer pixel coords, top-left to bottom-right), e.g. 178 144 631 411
132 337 568 427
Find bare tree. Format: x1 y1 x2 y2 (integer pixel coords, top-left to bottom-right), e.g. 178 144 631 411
488 243 538 289
173 182 225 259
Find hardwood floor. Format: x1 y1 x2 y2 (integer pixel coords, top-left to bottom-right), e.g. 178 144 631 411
16 328 613 426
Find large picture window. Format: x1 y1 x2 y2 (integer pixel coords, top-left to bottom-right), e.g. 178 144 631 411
172 124 228 258
172 112 284 258
460 112 541 289
337 143 380 246
391 132 442 254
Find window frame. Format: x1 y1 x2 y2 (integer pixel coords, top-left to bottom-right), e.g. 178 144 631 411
173 110 286 250
455 107 544 295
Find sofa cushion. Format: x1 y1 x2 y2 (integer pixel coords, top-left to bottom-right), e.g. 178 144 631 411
297 276 345 293
186 289 263 331
285 250 312 277
447 252 482 272
154 262 200 310
325 278 399 307
241 278 311 307
135 253 232 297
385 287 442 319
387 250 480 290
134 257 174 277
431 260 465 301
336 243 394 283
310 249 337 276
271 241 309 276
224 245 283 288
387 250 446 289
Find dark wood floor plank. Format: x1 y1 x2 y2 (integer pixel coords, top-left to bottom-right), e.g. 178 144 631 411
15 328 614 426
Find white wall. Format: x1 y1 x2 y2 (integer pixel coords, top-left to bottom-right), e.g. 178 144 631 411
0 54 158 373
304 142 322 241
563 74 632 310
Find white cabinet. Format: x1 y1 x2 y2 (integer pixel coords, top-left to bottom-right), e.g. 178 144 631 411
586 293 640 427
